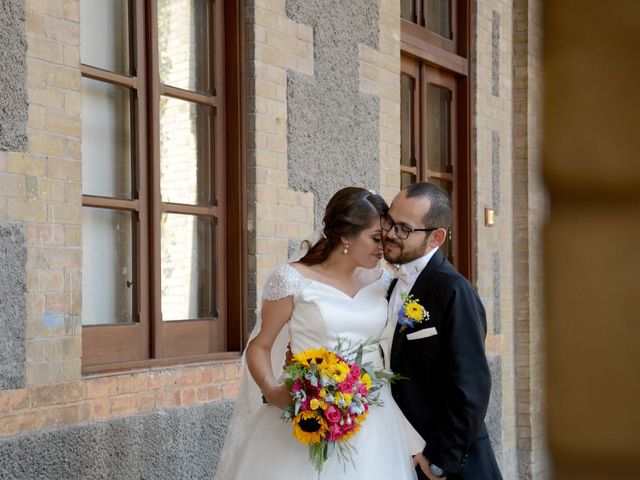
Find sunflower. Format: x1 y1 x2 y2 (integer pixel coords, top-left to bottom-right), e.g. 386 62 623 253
292 347 331 368
292 410 328 445
405 302 425 321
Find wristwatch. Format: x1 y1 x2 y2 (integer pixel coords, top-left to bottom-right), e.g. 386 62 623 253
429 463 446 478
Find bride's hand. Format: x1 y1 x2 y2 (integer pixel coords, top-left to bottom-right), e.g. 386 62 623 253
263 384 291 410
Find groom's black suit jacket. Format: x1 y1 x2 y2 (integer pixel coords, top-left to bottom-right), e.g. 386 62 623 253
389 251 501 479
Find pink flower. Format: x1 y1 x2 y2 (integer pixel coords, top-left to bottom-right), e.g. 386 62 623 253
324 405 341 424
327 423 343 441
337 380 353 393
291 379 303 393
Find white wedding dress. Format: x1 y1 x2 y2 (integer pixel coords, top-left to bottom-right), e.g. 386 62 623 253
215 264 417 480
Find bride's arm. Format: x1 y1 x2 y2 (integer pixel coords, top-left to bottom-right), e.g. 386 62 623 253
246 297 293 410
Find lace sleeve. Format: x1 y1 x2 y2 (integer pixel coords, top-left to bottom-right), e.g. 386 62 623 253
262 264 304 301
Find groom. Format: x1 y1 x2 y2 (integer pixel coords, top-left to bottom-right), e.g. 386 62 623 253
382 183 502 479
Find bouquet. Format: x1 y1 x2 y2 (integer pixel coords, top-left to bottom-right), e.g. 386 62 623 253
280 338 402 474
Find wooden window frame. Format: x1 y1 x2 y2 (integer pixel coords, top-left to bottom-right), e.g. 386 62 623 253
81 0 246 373
401 0 474 282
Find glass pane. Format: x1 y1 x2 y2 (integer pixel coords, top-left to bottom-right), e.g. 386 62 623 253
401 0 415 22
80 0 130 74
161 214 216 321
401 75 415 168
160 97 214 205
427 83 451 174
82 77 133 198
82 208 134 325
158 0 212 93
401 172 416 190
427 0 452 39
430 178 452 259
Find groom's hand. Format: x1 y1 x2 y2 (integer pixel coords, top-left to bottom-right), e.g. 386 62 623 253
412 453 447 480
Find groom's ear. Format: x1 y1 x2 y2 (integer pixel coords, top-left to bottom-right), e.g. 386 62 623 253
428 228 448 249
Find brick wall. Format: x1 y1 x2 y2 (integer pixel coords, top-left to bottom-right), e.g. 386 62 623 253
473 0 518 477
246 0 400 319
0 362 239 438
0 0 240 442
513 0 549 478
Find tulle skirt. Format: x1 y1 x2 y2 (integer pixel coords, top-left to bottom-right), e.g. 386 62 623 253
221 385 417 480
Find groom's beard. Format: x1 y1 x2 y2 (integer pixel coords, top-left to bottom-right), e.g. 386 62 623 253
382 236 429 265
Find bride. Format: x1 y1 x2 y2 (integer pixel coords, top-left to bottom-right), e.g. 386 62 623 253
215 187 417 479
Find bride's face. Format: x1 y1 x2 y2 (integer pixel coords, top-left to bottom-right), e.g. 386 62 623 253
345 222 384 269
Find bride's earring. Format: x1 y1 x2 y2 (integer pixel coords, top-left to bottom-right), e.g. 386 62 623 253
343 243 349 254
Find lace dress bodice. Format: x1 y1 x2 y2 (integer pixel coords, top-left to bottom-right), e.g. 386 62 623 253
263 264 392 365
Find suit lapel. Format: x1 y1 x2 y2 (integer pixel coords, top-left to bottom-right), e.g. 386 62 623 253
390 250 446 368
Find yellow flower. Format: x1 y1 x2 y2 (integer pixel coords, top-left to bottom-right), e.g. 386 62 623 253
292 411 328 445
310 398 321 410
292 347 330 368
334 392 352 407
328 362 350 383
319 388 328 398
361 373 372 390
405 302 425 321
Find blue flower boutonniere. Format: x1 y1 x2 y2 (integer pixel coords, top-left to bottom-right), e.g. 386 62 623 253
397 293 429 332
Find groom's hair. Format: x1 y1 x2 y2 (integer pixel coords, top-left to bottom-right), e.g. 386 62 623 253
404 182 452 229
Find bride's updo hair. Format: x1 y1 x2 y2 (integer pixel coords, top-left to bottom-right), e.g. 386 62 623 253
299 187 388 266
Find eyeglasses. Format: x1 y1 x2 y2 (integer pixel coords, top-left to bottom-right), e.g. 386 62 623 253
380 215 439 240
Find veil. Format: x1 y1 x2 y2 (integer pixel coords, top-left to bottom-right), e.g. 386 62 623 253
213 227 325 479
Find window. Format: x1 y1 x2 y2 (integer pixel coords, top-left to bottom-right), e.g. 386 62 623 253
80 0 244 371
400 0 473 279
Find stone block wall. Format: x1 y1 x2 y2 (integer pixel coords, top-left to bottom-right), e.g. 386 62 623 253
246 0 401 320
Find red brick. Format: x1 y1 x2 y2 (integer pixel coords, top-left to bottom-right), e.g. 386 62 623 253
212 365 225 383
222 382 240 400
57 402 90 426
33 407 59 430
117 374 149 394
224 363 239 381
10 389 31 411
139 393 156 413
180 389 197 406
86 376 118 399
110 395 139 417
200 366 215 384
197 385 221 402
90 398 110 420
175 368 200 386
156 391 181 409
0 391 10 415
66 382 85 403
0 412 37 438
32 384 66 407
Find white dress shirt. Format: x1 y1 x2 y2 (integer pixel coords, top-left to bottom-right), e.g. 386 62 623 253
385 247 439 455
387 247 439 328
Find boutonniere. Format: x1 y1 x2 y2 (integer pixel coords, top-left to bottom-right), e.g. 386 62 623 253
397 293 429 332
